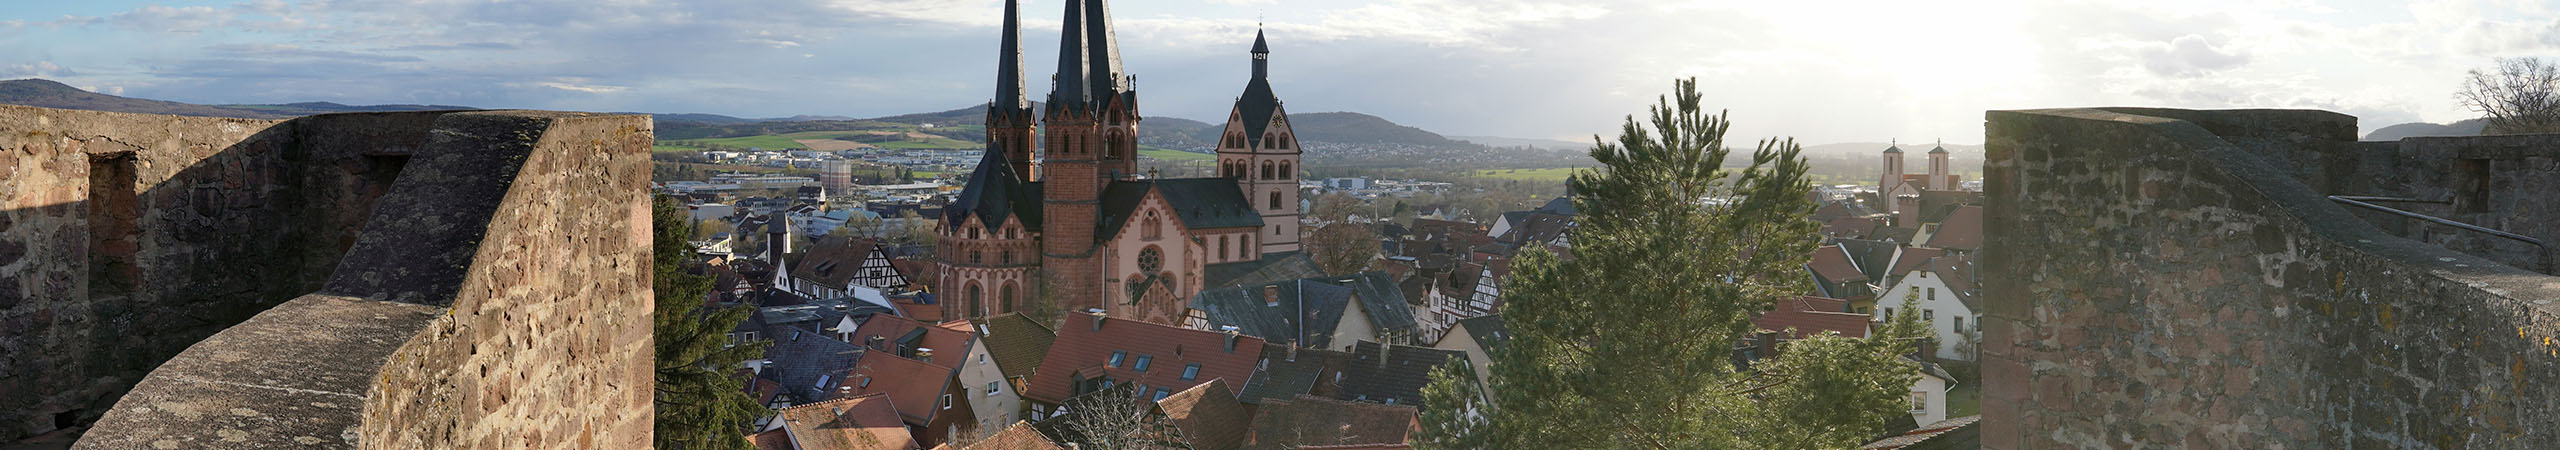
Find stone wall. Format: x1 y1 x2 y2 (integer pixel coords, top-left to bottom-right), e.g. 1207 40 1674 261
0 105 653 448
1980 108 2560 448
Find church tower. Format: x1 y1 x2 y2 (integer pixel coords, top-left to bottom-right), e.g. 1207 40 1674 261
989 0 1037 180
1041 0 1141 312
1927 142 1950 190
1215 29 1302 255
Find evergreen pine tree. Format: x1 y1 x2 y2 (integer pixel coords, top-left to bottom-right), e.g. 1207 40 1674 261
1419 79 1925 449
652 196 773 449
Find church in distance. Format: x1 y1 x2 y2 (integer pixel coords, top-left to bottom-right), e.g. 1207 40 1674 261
933 0 1311 326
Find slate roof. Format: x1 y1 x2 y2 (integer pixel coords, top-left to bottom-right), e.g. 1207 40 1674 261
1244 395 1418 450
960 422 1063 450
1202 252 1321 289
772 393 918 450
1498 212 1574 246
971 313 1059 383
1098 178 1264 239
1836 238 1902 281
1234 33 1285 149
1190 279 1353 348
1445 314 1505 352
1154 378 1252 450
1237 343 1353 404
763 328 869 404
1533 196 1576 216
843 351 962 427
1756 296 1870 339
1862 415 1980 450
944 148 1043 230
1318 271 1419 334
1022 313 1266 404
1332 341 1462 408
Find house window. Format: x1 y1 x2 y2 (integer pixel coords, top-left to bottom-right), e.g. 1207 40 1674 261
1109 351 1127 367
1181 364 1201 381
1134 355 1153 372
986 381 1002 396
1923 309 1934 321
942 394 954 410
1927 287 1936 301
979 354 988 365
1910 392 1928 413
1953 317 1964 333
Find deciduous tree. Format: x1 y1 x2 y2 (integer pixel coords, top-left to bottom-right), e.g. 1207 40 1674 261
2459 57 2560 134
1418 78 1922 450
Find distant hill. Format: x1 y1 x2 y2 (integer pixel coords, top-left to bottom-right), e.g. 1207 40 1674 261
1801 142 1985 157
2365 118 2488 141
1452 135 1587 151
0 78 296 118
0 78 482 119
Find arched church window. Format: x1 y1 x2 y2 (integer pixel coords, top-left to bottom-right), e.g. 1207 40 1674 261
1280 161 1291 177
1218 235 1229 260
967 283 983 316
1001 283 1017 313
1269 191 1282 210
972 250 983 264
1279 135 1290 150
1261 161 1275 180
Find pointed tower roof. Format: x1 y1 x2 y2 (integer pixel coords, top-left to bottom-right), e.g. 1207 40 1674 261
1083 0 1128 103
1050 0 1091 109
993 0 1029 111
1234 29 1284 148
945 148 1042 230
1929 140 1949 154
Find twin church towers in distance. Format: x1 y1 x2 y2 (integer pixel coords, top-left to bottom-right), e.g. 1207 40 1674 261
934 0 1311 325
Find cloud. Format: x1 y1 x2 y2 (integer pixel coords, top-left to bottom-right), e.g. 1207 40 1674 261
537 81 629 94
2141 35 2250 77
2 61 72 78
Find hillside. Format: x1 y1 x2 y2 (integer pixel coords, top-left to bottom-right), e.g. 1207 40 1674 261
0 79 296 118
2365 118 2488 141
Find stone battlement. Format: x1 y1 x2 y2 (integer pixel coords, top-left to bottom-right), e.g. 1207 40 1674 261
1981 108 2560 448
0 105 653 448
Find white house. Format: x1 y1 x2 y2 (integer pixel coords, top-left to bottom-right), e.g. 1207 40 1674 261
1910 358 1954 426
1873 252 1981 361
952 323 1022 440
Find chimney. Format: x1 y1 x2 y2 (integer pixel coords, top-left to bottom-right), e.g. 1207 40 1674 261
917 347 935 362
1377 343 1393 369
1286 343 1299 362
1263 285 1281 307
836 385 853 399
1088 308 1109 331
1221 326 1242 352
1755 331 1779 360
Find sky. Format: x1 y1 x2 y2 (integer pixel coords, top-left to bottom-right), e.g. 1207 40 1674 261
2 0 2556 144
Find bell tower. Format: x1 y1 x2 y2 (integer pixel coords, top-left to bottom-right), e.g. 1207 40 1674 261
1040 0 1140 312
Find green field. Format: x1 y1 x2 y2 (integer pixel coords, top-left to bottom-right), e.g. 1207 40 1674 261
1141 146 1214 161
1471 167 1581 182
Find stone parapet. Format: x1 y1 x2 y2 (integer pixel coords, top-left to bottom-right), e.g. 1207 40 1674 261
1981 108 2560 449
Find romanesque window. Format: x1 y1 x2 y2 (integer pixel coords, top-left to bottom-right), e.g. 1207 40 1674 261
1261 161 1275 180
1269 192 1282 210
1218 235 1229 260
1279 161 1291 177
972 250 983 264
1279 135 1291 150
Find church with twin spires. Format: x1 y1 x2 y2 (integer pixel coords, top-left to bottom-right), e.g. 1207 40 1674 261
935 0 1309 325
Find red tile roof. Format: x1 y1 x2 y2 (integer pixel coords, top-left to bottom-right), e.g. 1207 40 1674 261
753 429 795 450
849 314 976 370
843 352 961 427
961 422 1064 450
1244 395 1417 450
773 393 919 450
1756 296 1871 339
1807 244 1866 283
1155 379 1252 450
1022 313 1266 405
1926 205 1983 251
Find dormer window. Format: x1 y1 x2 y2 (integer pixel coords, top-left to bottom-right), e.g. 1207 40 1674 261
1108 351 1127 367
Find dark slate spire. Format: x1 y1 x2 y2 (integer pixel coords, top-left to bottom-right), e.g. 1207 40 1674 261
1083 0 1128 106
994 0 1028 111
1050 0 1090 109
1234 29 1282 148
1250 28 1269 80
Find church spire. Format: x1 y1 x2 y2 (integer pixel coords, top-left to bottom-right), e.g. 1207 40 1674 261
1250 27 1269 80
1050 0 1090 109
994 0 1028 111
1083 0 1128 106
